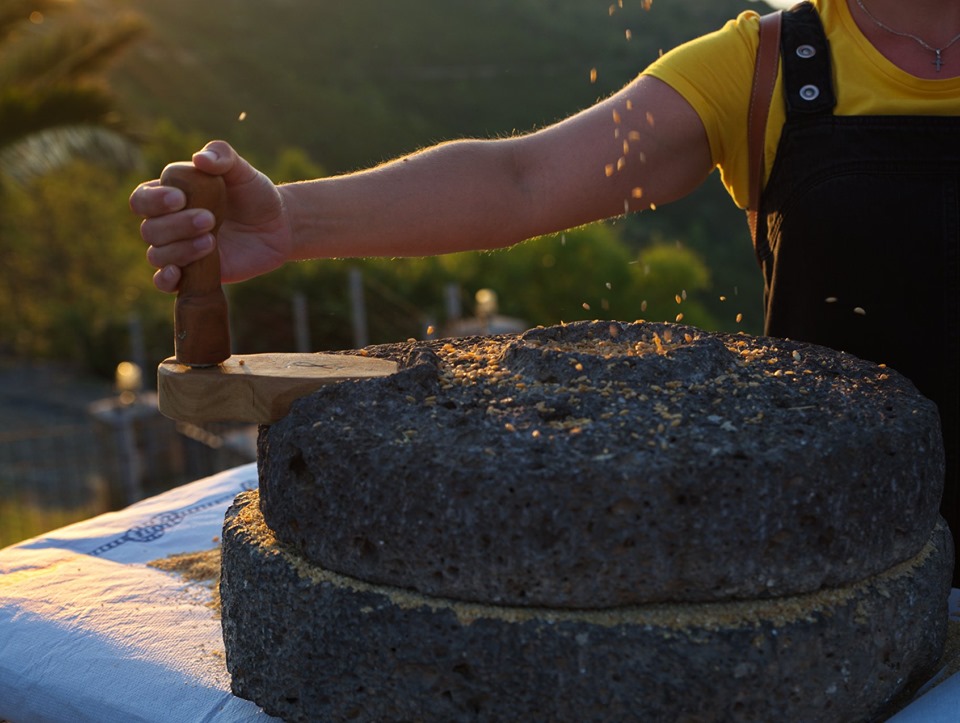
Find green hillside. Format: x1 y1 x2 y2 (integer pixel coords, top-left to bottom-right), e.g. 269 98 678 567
85 0 768 342
105 0 766 325
108 0 761 172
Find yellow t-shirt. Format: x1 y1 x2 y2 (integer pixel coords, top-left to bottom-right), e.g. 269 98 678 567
643 0 960 209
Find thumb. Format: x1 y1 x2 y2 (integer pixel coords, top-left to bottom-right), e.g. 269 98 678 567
191 140 234 174
192 140 260 189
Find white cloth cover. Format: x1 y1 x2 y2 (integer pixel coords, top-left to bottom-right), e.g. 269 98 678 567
0 463 279 722
0 462 958 722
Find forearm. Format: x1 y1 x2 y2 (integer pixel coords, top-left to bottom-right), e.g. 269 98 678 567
280 138 543 260
278 75 711 263
133 75 713 293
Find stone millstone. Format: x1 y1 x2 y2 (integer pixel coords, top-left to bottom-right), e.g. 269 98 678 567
221 489 952 723
257 320 945 607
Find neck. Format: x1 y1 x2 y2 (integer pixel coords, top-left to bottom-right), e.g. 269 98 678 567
855 0 960 47
850 0 960 77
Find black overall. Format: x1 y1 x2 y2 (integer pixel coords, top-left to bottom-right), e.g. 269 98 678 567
755 3 960 581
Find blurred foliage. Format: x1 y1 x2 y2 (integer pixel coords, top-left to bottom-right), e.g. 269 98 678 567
0 0 144 187
0 160 170 376
2 0 771 378
229 223 722 353
0 0 153 376
105 0 764 345
109 0 760 173
624 179 764 334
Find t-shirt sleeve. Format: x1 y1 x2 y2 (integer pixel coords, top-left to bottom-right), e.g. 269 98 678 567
642 10 762 208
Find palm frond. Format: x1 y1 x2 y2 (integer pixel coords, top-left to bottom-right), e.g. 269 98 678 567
0 85 122 149
0 15 145 90
0 125 142 187
0 1 145 187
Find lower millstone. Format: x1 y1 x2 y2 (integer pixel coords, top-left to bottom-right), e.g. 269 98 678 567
220 489 952 723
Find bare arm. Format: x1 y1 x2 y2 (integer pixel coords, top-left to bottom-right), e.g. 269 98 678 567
284 75 713 259
131 75 712 290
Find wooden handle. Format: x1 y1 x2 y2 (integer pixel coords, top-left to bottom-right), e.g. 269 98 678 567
160 162 231 367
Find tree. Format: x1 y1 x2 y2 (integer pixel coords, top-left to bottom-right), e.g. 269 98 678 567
224 221 723 354
0 160 173 371
0 0 144 187
0 2 151 370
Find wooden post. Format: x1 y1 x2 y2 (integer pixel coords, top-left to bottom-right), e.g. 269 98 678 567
349 268 368 348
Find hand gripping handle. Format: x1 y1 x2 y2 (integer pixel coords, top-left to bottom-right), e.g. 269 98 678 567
159 162 231 367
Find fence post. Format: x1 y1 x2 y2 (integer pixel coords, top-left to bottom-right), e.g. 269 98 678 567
349 267 369 348
292 292 311 353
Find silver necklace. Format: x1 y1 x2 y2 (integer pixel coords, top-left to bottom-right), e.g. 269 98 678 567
855 0 960 72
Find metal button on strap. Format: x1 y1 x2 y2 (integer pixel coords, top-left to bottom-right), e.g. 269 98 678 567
796 44 817 58
799 84 820 101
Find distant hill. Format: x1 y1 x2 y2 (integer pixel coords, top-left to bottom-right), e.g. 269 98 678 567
97 0 770 333
105 0 761 172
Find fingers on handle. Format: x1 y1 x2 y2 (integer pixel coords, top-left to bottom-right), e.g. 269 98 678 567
159 163 227 225
153 264 181 293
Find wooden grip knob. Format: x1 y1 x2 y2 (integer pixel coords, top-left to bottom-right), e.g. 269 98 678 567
160 162 231 367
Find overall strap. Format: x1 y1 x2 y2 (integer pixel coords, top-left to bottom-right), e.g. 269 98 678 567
780 1 836 117
747 2 836 247
747 9 783 246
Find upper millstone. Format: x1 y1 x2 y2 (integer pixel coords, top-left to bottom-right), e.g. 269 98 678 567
256 320 944 607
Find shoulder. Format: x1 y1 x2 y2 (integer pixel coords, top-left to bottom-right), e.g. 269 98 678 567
642 11 763 168
644 10 762 85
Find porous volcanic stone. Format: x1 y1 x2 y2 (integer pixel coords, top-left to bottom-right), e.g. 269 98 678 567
257 321 945 607
221 489 952 723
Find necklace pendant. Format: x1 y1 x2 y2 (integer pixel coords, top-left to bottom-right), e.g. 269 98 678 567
934 49 943 72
